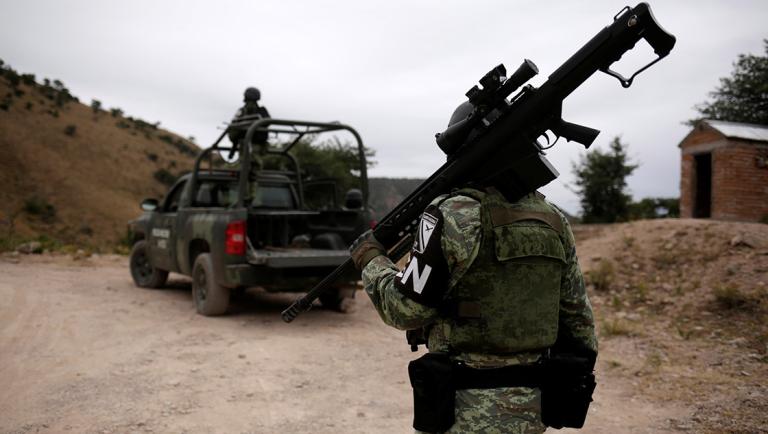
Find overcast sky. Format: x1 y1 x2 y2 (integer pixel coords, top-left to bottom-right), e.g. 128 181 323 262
1 0 766 214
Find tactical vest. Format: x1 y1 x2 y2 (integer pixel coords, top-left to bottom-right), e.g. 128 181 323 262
429 188 566 355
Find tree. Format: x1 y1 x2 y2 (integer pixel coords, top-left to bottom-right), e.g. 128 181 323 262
90 99 102 114
262 137 376 207
572 137 638 223
689 39 768 125
628 197 679 220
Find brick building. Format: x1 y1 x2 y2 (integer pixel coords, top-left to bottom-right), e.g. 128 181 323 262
679 120 768 221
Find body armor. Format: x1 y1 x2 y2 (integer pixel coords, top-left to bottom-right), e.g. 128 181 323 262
429 188 566 354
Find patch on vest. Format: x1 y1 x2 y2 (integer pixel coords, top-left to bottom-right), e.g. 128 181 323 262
395 205 449 307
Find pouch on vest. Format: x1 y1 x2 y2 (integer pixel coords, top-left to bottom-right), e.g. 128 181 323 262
540 347 597 428
408 352 456 433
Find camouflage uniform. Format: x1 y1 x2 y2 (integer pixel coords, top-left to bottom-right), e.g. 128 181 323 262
362 189 596 434
227 100 271 204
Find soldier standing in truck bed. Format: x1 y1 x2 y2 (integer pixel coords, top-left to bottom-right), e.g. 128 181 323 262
228 86 270 149
228 87 271 204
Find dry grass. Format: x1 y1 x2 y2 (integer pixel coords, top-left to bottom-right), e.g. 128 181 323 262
587 259 615 292
601 318 635 337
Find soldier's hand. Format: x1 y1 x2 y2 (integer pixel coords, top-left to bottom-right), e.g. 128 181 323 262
349 230 385 270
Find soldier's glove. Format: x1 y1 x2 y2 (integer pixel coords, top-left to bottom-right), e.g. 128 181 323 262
349 230 386 270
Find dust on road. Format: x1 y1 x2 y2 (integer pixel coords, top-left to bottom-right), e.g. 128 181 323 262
0 254 682 433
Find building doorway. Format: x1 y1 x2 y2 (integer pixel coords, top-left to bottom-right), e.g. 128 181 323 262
694 153 712 218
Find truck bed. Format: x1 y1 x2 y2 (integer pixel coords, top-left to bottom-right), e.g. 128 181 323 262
247 247 349 268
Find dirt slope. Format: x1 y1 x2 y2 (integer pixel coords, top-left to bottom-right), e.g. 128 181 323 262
575 218 768 433
0 70 197 249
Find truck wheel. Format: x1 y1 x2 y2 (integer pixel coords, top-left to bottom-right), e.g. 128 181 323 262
129 240 169 288
319 287 354 313
192 253 230 316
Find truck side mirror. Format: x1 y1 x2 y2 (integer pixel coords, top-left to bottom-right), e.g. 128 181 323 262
141 198 159 211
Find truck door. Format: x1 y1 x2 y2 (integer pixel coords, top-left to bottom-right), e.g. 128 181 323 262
148 179 187 272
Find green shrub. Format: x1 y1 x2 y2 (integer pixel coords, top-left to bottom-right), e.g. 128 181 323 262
118 227 135 248
2 66 21 87
628 197 680 220
713 286 751 310
23 196 56 223
153 169 176 186
78 224 94 236
20 73 35 86
35 234 63 251
159 134 197 157
131 118 158 131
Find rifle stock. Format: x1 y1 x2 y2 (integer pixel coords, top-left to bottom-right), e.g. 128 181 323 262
281 2 675 323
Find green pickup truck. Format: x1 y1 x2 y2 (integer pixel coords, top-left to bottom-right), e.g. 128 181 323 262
128 118 371 316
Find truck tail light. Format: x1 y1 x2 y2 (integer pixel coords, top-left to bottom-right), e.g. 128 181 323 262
225 220 247 255
369 219 377 229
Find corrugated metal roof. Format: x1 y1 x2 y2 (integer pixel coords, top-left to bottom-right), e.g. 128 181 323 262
705 119 768 142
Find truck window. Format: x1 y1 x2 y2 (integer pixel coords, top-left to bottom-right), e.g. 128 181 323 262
164 180 187 212
252 185 295 209
194 180 238 208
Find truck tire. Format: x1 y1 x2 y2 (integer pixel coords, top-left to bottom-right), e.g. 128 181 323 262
320 287 355 313
129 240 169 288
192 253 230 316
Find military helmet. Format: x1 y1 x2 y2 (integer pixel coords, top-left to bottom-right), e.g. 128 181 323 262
436 100 475 155
447 100 474 127
244 87 261 102
344 188 363 209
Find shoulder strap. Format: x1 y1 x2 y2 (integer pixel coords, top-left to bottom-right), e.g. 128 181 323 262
480 187 564 234
447 187 486 202
489 209 564 234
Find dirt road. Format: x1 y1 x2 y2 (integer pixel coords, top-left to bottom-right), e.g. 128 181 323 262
1 254 685 434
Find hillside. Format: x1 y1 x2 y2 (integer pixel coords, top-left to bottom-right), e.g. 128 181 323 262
367 177 424 220
0 63 198 249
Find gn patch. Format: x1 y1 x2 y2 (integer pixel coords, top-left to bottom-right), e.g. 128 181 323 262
395 205 449 307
